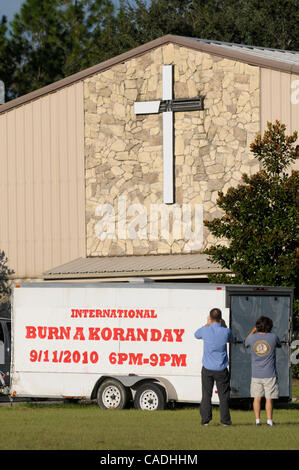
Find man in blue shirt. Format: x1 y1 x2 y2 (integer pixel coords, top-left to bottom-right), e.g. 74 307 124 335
194 308 234 426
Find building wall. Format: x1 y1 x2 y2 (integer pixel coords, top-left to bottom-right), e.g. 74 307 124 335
0 82 86 279
261 69 299 170
0 40 298 279
84 43 260 257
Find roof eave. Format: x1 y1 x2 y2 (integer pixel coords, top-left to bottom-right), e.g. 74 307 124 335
1 34 299 115
43 267 229 280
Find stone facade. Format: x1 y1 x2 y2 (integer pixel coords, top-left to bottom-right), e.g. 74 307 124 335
84 43 260 256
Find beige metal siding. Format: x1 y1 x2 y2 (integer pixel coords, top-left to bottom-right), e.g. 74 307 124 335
261 69 299 170
0 82 85 279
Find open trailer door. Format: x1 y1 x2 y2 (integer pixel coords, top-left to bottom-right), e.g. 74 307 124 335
0 318 11 387
228 287 293 400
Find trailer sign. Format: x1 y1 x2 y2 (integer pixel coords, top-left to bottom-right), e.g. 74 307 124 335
24 318 187 369
16 302 197 376
6 282 292 409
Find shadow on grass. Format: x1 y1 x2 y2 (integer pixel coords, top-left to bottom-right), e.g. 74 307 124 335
10 395 299 414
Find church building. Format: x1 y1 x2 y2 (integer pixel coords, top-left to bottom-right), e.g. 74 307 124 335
0 35 298 283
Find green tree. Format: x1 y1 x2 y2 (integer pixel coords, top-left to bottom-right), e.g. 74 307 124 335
118 0 193 44
81 0 123 67
4 0 117 99
118 0 299 50
0 16 16 101
8 0 65 98
229 0 299 50
188 0 299 50
204 121 299 289
0 251 14 302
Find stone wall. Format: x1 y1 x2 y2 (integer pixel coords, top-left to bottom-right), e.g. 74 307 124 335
84 43 260 256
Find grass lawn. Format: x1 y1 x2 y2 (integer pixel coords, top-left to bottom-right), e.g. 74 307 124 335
0 380 298 451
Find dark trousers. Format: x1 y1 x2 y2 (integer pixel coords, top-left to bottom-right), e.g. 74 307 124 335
200 366 231 425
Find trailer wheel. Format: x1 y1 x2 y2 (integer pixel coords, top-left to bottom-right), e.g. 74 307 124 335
97 379 129 410
134 383 166 411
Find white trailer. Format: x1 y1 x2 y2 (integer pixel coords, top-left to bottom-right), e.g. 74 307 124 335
0 281 293 410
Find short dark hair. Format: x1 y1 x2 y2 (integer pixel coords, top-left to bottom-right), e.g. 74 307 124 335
210 308 222 322
255 316 273 333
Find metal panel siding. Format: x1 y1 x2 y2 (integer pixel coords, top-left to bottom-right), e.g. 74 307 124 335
0 83 85 279
261 69 299 171
291 73 299 172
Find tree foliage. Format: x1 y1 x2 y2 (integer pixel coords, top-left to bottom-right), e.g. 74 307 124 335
0 251 14 303
204 121 299 292
1 0 298 100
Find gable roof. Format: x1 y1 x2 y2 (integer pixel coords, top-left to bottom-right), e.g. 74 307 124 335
187 37 299 67
1 34 299 115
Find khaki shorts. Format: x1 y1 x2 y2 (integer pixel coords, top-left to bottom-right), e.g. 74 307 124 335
250 377 279 399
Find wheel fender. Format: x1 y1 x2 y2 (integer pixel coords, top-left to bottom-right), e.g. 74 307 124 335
91 376 169 401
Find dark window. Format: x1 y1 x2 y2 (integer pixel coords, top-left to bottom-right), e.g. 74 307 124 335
0 323 4 364
6 322 11 342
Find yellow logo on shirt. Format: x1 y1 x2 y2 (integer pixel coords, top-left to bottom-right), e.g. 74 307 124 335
254 340 271 356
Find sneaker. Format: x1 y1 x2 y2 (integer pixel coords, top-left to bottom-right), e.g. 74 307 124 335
256 422 262 426
267 421 275 426
222 422 232 426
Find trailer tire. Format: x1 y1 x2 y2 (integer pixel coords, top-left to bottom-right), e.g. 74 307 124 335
134 382 166 411
97 379 129 410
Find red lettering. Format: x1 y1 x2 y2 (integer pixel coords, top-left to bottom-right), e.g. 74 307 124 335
150 353 159 366
171 354 187 367
159 353 171 366
113 328 125 341
73 351 80 363
125 328 136 341
69 307 158 319
73 327 85 340
88 328 101 340
37 326 47 339
129 353 143 365
26 326 36 339
143 309 150 318
90 351 99 364
30 349 37 361
136 328 148 341
101 328 112 341
150 329 162 341
162 329 173 342
118 353 128 364
59 327 71 340
63 351 71 363
109 352 117 364
173 329 185 342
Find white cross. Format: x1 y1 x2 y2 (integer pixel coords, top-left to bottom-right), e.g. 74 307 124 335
134 65 203 204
